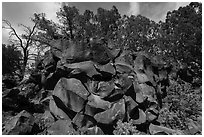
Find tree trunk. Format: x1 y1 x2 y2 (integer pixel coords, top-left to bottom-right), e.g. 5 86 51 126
21 49 28 79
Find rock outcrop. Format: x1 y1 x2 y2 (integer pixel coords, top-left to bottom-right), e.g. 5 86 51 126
2 38 175 135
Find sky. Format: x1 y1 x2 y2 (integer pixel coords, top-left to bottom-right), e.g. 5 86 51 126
2 1 190 44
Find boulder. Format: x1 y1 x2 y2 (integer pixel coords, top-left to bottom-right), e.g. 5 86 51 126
94 99 125 124
72 112 96 128
47 119 76 135
134 53 157 86
135 71 149 83
52 78 89 113
94 62 116 77
38 110 55 130
2 110 35 135
107 74 133 99
61 43 92 63
95 80 115 98
149 123 183 135
132 108 146 125
42 51 57 73
82 126 104 135
84 102 104 117
139 83 156 100
123 95 138 119
91 43 112 65
87 94 112 110
114 51 134 74
49 96 72 120
62 61 101 78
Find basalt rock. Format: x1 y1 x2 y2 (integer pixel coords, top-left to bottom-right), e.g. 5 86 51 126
3 38 176 135
2 110 36 135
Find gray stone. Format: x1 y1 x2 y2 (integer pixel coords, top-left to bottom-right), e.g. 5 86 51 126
94 99 125 124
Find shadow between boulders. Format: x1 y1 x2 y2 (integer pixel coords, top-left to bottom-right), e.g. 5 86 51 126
52 95 77 119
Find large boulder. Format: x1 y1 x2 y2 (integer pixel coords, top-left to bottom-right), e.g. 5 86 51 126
47 119 76 135
52 78 89 113
2 110 36 135
94 98 126 124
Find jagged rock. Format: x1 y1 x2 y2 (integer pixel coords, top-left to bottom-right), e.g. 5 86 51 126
42 51 58 73
52 78 89 113
5 37 178 135
123 95 138 119
47 119 76 135
133 82 156 104
61 44 92 64
132 81 146 103
87 94 112 110
114 51 134 74
72 112 96 128
84 102 103 117
132 108 146 125
107 74 133 99
37 110 55 130
91 42 113 65
145 109 158 122
115 74 133 91
2 110 35 135
49 96 72 120
135 71 149 83
94 99 125 124
139 83 156 100
109 48 122 60
95 80 115 98
115 63 133 74
94 62 116 77
83 79 98 94
115 50 134 66
134 53 157 86
82 126 104 135
62 61 101 78
149 123 183 135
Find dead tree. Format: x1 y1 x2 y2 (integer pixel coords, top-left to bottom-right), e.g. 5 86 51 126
3 19 38 78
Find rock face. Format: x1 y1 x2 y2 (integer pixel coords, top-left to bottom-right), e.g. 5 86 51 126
2 110 35 135
2 38 174 135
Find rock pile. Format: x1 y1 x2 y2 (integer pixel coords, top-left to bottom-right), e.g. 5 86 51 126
2 38 176 135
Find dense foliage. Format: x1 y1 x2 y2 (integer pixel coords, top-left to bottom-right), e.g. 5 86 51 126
32 2 201 81
2 44 22 76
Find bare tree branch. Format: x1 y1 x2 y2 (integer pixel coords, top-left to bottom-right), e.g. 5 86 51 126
3 19 24 50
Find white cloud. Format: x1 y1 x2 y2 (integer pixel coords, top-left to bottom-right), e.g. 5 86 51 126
128 2 140 16
38 2 62 22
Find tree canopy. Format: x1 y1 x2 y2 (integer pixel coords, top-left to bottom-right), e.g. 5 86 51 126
3 2 202 80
